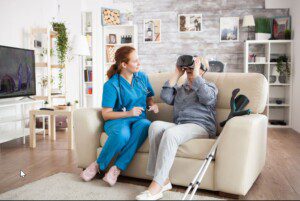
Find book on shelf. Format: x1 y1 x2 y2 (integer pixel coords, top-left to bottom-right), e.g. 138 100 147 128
84 69 93 82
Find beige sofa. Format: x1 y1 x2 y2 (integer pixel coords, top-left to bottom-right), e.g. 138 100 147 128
73 72 268 196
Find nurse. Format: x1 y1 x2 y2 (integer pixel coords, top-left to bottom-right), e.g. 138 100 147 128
80 46 159 186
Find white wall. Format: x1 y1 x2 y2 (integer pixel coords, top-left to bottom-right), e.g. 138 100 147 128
0 0 82 104
266 0 300 133
290 1 300 133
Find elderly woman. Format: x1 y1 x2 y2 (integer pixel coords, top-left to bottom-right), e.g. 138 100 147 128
136 56 218 200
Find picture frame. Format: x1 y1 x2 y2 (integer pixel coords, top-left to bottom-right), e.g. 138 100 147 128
220 17 239 42
101 8 120 26
108 34 117 44
272 16 291 39
143 19 161 43
178 14 202 33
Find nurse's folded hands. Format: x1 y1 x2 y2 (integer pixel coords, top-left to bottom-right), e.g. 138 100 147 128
129 107 144 116
148 104 159 114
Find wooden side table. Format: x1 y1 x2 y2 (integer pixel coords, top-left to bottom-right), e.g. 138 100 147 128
29 108 74 149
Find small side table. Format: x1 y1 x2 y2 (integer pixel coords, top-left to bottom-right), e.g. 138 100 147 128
29 108 74 149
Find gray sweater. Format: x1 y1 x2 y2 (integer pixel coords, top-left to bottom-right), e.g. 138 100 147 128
160 76 218 137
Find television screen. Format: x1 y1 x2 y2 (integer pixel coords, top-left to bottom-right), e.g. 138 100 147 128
0 46 36 99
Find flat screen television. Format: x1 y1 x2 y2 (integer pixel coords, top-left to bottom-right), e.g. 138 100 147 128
0 45 36 99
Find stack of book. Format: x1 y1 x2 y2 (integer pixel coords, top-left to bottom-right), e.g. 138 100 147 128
84 69 93 82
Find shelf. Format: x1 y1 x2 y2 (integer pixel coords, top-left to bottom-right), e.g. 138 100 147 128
246 40 293 44
104 25 135 29
51 95 66 99
106 43 134 46
269 62 291 65
33 96 48 101
269 83 291 86
35 62 48 67
268 124 290 128
268 104 290 107
0 128 44 144
0 99 43 108
0 116 29 124
51 65 65 69
85 82 92 84
248 62 268 65
85 94 93 96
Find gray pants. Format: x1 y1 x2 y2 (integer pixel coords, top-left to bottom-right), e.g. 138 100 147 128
146 121 209 186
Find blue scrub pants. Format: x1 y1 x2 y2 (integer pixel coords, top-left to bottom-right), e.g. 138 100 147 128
97 117 151 171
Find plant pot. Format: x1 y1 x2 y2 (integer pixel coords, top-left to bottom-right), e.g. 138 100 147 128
255 33 271 40
86 61 92 66
86 26 92 33
269 75 276 83
278 75 287 83
74 103 79 109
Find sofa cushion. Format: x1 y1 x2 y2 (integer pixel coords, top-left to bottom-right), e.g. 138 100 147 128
100 132 216 160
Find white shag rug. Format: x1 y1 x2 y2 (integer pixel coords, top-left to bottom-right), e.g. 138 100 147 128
0 173 222 200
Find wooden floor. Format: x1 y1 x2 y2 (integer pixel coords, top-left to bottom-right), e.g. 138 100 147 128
0 128 300 200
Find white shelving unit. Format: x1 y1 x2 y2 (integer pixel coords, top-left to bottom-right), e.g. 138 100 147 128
0 99 44 144
244 40 293 128
80 12 102 108
102 25 138 82
29 27 67 106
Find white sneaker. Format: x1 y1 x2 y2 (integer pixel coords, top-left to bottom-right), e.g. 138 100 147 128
162 182 172 192
135 190 163 200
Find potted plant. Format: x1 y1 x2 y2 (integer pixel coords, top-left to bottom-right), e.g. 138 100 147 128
86 21 92 33
52 22 69 91
255 18 271 40
74 100 79 109
86 57 92 66
44 100 49 108
285 29 291 39
276 55 290 83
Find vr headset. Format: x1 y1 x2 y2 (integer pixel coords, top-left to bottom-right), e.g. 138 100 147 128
176 55 208 72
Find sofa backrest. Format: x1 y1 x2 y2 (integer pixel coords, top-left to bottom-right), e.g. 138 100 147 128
146 72 268 134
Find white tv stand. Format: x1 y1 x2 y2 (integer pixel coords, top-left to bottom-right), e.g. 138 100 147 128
0 98 44 145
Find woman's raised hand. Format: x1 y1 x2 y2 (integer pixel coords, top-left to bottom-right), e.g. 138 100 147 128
129 107 144 117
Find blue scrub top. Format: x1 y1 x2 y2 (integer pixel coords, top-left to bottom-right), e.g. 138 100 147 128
102 71 155 124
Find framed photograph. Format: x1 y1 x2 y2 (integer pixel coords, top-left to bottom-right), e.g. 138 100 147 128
143 19 161 43
108 34 117 44
178 14 202 32
101 8 120 26
273 16 291 39
220 17 239 42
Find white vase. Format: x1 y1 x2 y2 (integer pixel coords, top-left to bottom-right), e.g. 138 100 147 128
86 26 92 32
255 33 271 40
40 87 46 96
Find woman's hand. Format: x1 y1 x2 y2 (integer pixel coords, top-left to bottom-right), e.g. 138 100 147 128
128 107 144 117
148 104 159 113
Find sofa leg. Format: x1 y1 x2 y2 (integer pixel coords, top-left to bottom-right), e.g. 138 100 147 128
218 192 242 199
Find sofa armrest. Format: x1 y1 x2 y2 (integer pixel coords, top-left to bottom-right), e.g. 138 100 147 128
73 108 104 168
215 114 268 195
